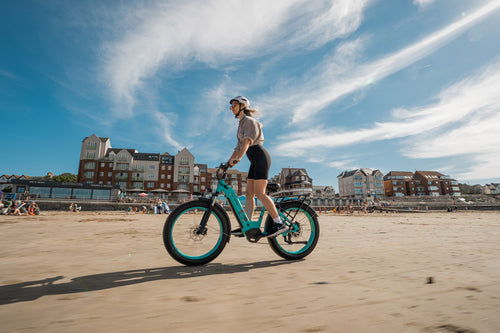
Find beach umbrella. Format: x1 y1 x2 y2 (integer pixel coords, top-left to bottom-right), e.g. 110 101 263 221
139 192 148 197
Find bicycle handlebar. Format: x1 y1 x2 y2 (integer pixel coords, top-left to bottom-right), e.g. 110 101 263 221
216 162 230 181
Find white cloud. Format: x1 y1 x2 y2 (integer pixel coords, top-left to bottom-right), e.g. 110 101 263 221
273 0 500 123
328 159 358 170
150 109 183 150
277 57 500 151
413 0 435 9
275 57 500 181
100 0 371 117
406 107 500 180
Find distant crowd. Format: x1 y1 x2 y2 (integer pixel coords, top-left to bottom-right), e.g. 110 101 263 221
127 199 170 214
1 200 40 215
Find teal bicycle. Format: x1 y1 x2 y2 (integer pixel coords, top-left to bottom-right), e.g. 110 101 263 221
163 163 320 266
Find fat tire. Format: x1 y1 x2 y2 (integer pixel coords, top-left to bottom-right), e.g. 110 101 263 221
163 200 230 266
267 201 320 260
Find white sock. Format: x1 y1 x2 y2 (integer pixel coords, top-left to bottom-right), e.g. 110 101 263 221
273 216 282 224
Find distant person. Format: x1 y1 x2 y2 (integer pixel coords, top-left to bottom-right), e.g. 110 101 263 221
28 201 40 215
69 203 81 213
161 200 170 214
12 201 27 215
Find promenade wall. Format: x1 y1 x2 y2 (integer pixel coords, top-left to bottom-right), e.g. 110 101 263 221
33 199 500 212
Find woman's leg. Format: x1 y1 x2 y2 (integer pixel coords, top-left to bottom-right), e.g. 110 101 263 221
245 179 255 220
253 179 279 220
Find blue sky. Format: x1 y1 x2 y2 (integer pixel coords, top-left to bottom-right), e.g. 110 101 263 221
1 0 499 190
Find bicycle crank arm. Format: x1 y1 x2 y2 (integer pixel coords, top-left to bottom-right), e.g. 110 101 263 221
245 228 263 243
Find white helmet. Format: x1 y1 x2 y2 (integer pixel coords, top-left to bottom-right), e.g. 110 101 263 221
229 96 250 108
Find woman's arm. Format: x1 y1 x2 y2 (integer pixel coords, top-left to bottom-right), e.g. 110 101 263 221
228 138 251 166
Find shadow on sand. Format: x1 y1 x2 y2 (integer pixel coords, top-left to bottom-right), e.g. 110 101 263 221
0 259 300 305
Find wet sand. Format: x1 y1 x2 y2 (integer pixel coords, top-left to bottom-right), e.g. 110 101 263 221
1 211 499 332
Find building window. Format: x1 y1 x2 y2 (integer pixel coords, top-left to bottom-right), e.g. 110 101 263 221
149 165 155 169
161 174 165 179
162 166 165 170
85 152 96 159
84 162 95 170
117 163 129 170
99 172 104 176
160 183 164 188
108 172 112 177
147 182 154 188
84 171 94 179
109 163 113 167
168 166 172 171
167 184 171 188
168 175 171 180
87 142 97 150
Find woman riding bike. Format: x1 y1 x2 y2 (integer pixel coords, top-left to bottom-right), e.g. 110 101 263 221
226 96 288 238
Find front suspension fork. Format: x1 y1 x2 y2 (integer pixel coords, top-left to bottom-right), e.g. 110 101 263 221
197 194 218 234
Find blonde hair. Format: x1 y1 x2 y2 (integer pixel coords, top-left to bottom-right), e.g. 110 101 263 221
243 107 259 117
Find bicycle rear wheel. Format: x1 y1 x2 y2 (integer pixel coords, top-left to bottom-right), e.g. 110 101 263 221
267 201 320 260
163 199 230 266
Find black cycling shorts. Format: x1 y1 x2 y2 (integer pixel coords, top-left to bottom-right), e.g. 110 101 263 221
246 144 271 180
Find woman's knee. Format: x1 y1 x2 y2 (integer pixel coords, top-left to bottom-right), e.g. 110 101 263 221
255 192 269 202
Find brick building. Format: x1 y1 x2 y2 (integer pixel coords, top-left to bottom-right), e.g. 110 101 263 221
383 170 461 197
269 168 313 197
77 134 248 200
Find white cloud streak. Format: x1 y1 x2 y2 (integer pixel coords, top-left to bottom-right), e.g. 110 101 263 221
277 57 500 152
101 0 371 117
413 0 435 9
275 57 500 180
283 0 500 123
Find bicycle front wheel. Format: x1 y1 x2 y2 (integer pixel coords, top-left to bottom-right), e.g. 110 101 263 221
163 200 230 266
267 201 320 260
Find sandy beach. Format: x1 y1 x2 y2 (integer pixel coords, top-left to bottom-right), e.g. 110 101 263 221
1 210 499 332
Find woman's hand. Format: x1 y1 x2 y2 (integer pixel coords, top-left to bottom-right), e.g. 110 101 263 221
228 158 240 167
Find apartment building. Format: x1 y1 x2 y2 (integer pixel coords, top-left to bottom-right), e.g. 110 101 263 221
311 186 335 206
337 168 385 198
77 134 248 199
383 171 415 197
383 170 461 197
269 168 313 197
414 171 461 196
484 183 500 194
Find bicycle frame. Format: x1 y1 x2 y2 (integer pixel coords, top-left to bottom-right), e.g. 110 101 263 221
196 164 304 242
214 178 266 231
